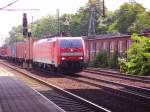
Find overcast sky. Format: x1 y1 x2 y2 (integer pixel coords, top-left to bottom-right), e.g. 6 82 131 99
0 0 150 45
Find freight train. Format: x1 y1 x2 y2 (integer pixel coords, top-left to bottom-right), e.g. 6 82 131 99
0 37 87 73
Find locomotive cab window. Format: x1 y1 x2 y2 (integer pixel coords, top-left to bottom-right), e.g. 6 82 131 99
60 39 83 48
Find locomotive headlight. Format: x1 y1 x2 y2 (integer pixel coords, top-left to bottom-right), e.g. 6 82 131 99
79 56 83 60
61 57 65 60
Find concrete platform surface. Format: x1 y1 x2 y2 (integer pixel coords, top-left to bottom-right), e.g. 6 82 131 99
0 67 64 112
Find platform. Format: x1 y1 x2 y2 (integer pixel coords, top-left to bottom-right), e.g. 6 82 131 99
0 67 64 112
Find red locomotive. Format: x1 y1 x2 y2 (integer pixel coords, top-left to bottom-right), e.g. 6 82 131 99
33 37 86 73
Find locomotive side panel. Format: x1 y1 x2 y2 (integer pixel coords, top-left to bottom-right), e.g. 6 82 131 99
33 38 58 66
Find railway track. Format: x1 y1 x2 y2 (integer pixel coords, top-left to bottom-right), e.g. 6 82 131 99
0 61 110 112
80 71 150 92
80 68 150 103
85 67 150 84
1 60 150 112
73 73 150 104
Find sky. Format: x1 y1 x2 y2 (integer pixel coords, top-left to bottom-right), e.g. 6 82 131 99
0 0 150 45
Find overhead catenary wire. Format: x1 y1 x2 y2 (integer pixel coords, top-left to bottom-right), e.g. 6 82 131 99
0 8 40 11
0 0 39 11
0 0 19 10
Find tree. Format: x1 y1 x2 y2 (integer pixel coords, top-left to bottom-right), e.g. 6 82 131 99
98 11 115 33
108 2 147 34
69 7 89 36
32 15 57 38
7 25 23 44
60 14 72 36
128 12 150 33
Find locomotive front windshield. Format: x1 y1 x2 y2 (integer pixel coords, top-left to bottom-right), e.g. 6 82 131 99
60 39 83 48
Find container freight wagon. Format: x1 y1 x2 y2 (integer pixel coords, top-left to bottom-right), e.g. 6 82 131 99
7 45 12 59
0 47 2 57
16 41 25 62
33 37 86 73
24 38 36 62
0 47 7 57
11 43 17 58
0 47 1 56
0 47 3 57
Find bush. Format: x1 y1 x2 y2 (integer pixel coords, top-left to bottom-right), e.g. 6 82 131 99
108 52 119 68
95 50 108 67
88 50 119 68
120 34 150 75
118 58 128 73
88 60 97 67
88 50 108 67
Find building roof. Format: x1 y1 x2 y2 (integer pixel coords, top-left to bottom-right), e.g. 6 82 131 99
84 33 130 40
84 32 150 41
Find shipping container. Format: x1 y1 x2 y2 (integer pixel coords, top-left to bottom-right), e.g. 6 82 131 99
7 45 12 57
24 38 36 60
0 47 2 56
1 47 7 57
16 41 25 59
11 43 16 58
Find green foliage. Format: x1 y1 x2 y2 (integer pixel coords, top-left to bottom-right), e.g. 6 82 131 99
32 15 57 38
88 50 119 68
108 3 150 34
88 50 108 67
128 12 150 33
88 60 97 67
95 50 108 67
7 25 24 44
119 34 150 75
69 7 89 36
108 52 119 68
118 58 128 73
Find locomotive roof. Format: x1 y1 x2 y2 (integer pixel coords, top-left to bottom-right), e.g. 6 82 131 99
34 37 83 44
56 37 83 40
34 38 56 44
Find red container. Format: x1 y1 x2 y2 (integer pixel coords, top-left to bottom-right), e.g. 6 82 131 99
0 47 2 56
24 38 36 60
16 42 25 59
7 45 12 57
0 47 7 57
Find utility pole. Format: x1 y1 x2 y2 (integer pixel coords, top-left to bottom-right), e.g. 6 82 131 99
88 7 96 36
88 0 105 36
63 16 70 36
129 0 136 4
23 13 28 37
56 9 60 36
22 13 28 68
22 13 32 69
102 0 105 17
